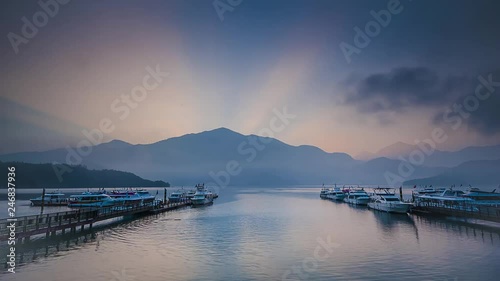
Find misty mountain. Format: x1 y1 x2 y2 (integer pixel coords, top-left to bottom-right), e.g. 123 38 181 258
404 159 500 187
0 128 460 185
0 162 169 188
357 141 500 168
356 142 416 161
349 157 447 185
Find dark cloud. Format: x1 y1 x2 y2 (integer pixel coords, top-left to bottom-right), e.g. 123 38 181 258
466 96 500 135
342 67 473 113
342 66 500 135
433 70 500 136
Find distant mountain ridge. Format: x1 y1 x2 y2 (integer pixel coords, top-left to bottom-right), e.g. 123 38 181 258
356 142 500 168
404 159 500 186
0 128 364 185
1 128 499 186
0 162 169 188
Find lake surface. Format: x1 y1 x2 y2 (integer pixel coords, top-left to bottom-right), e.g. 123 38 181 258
2 187 500 281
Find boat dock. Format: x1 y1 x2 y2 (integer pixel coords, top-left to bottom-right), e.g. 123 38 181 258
411 202 500 223
0 200 191 242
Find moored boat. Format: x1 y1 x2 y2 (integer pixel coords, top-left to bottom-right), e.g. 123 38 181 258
320 185 329 199
135 188 156 204
414 188 476 211
108 189 143 206
413 186 446 195
462 187 500 205
368 188 412 214
326 186 346 201
191 184 214 206
30 191 68 206
169 190 187 203
68 192 116 208
344 188 370 205
186 189 196 199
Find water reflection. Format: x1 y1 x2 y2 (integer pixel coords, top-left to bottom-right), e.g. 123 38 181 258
0 215 155 274
1 188 500 281
413 215 500 245
371 211 420 241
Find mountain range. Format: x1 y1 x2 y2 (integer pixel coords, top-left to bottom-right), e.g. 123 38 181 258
1 128 499 186
0 162 169 188
357 141 500 168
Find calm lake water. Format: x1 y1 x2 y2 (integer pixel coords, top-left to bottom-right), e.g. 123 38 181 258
2 187 500 281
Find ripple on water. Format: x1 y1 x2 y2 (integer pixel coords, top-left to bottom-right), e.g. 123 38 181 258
3 188 500 281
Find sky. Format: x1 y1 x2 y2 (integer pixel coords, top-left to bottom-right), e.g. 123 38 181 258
1 0 500 156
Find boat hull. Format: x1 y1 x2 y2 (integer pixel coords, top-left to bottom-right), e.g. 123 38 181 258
368 202 411 214
113 198 143 206
326 194 345 201
30 199 68 206
191 198 213 206
68 201 116 208
344 197 370 205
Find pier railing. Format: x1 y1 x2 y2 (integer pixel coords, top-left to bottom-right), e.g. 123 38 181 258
0 199 191 241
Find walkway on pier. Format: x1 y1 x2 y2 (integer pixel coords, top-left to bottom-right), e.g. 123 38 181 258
0 200 191 241
411 202 500 223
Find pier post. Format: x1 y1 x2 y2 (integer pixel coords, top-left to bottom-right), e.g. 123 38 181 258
40 188 46 214
399 187 403 201
23 216 27 233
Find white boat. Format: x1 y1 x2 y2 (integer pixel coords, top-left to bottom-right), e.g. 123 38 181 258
30 191 68 206
168 190 186 203
320 185 329 199
191 184 214 206
368 188 412 214
414 189 476 211
413 186 446 195
462 187 500 205
344 188 370 205
326 186 346 201
108 189 144 206
68 192 116 208
135 188 156 204
186 189 196 199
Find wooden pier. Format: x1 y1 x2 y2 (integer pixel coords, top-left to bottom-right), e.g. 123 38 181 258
411 202 500 223
0 200 191 241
